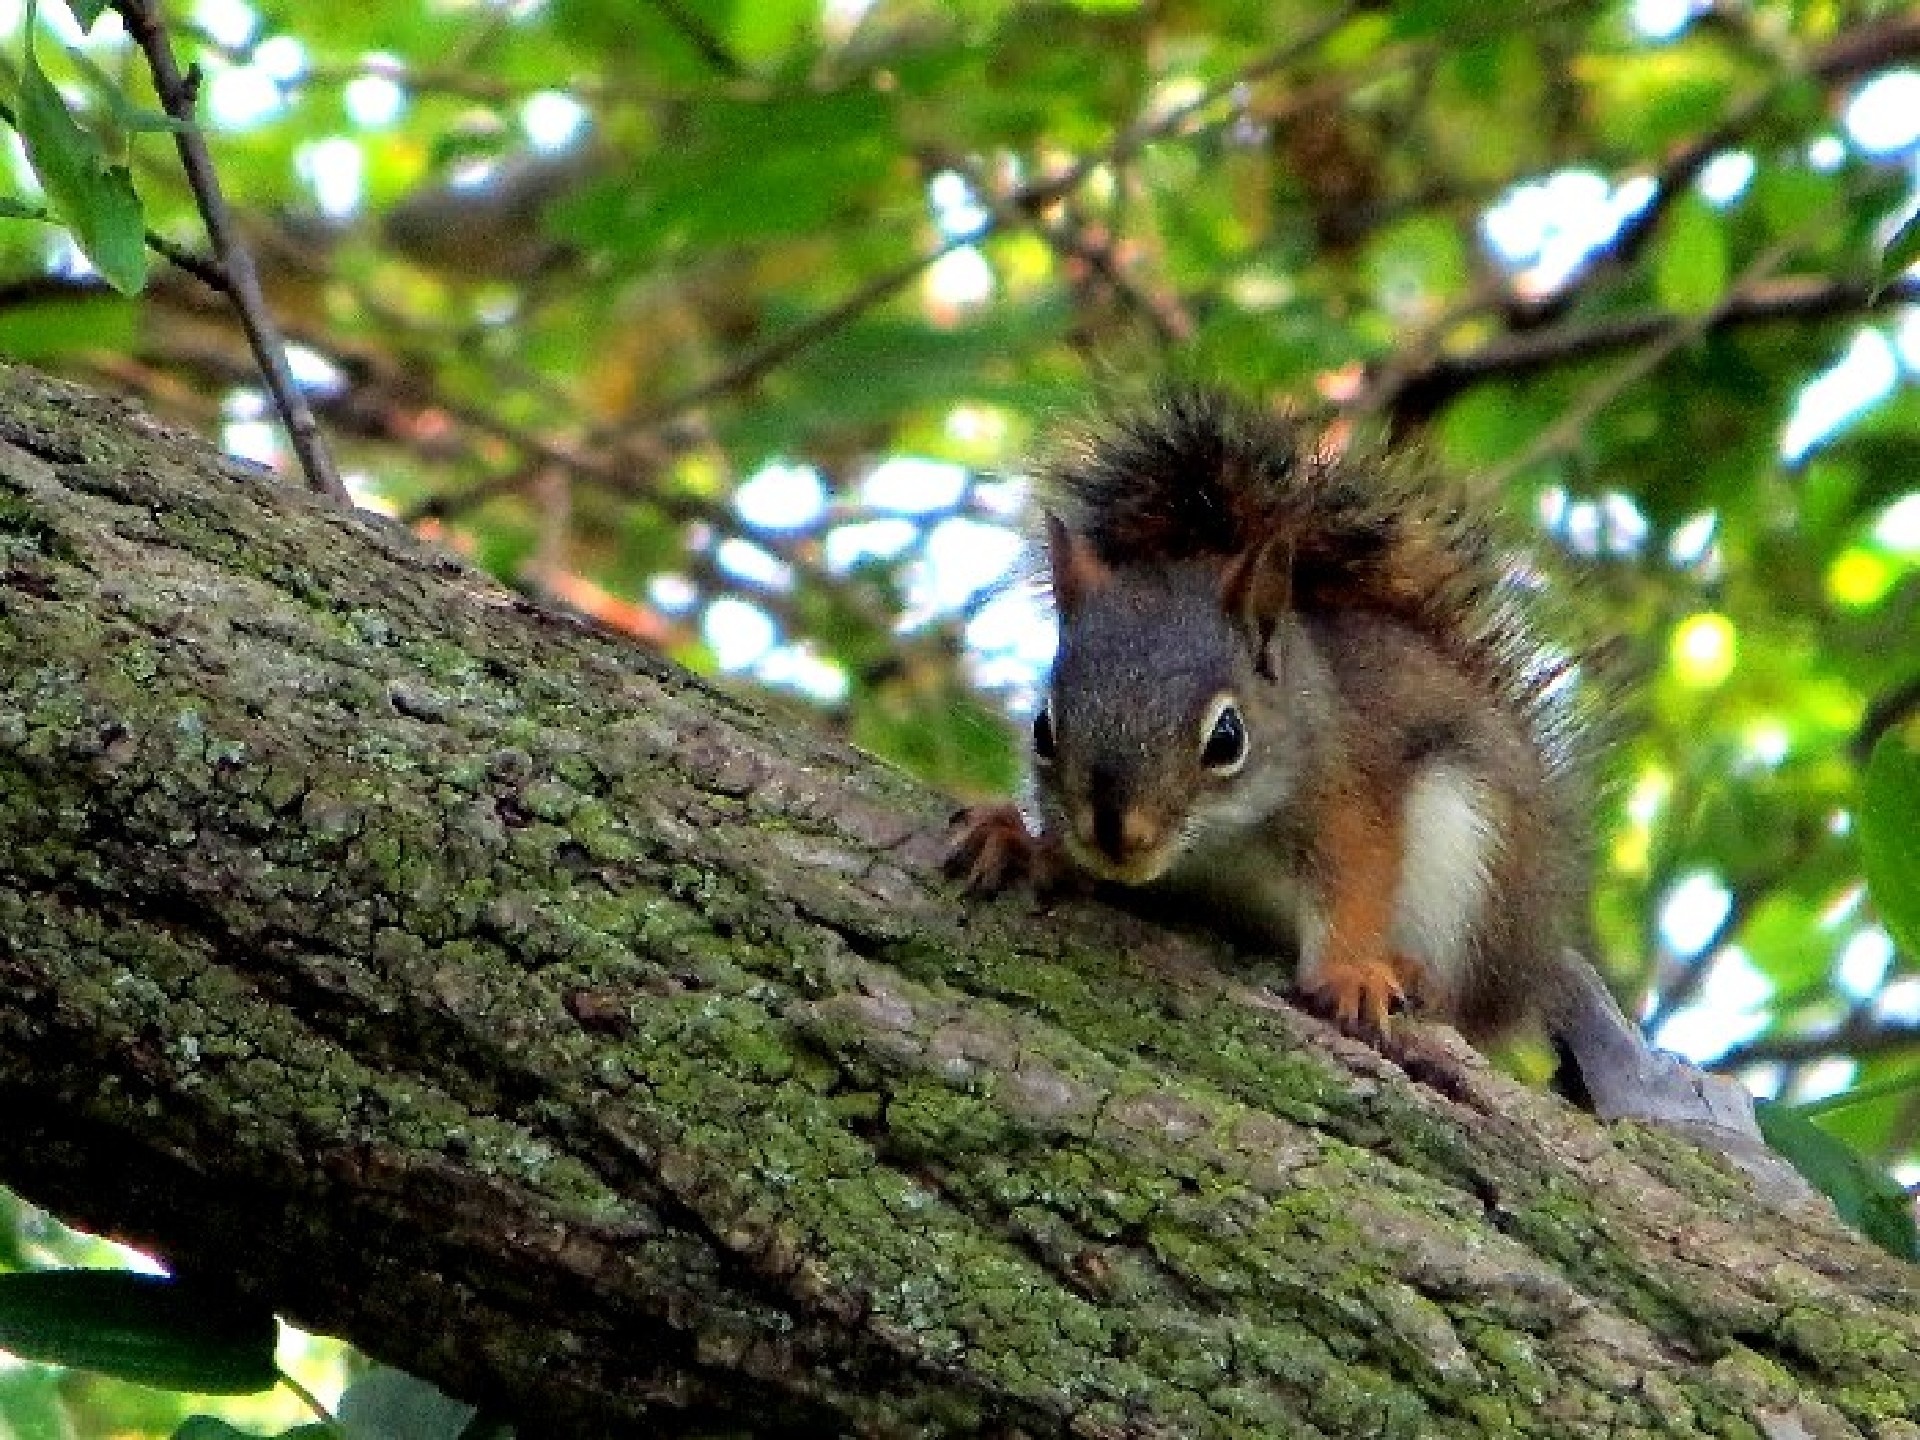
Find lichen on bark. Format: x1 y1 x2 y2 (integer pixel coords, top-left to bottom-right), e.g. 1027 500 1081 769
0 363 1916 1438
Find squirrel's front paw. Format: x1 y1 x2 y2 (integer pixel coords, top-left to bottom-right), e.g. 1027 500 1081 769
945 803 1062 895
1298 952 1409 1037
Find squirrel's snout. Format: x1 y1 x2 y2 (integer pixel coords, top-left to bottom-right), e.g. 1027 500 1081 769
1075 794 1172 884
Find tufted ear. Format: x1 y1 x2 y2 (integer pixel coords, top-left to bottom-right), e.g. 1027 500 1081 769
1045 514 1111 621
1219 532 1293 679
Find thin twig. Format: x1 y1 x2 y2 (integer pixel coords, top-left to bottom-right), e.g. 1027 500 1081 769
644 0 745 78
112 0 348 504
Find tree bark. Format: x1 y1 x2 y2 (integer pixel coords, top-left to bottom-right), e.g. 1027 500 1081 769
0 362 1913 1439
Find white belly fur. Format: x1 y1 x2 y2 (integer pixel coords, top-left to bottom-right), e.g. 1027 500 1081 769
1390 765 1498 1004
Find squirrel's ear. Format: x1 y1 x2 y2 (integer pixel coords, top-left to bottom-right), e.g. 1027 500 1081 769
1046 514 1110 620
1220 533 1293 672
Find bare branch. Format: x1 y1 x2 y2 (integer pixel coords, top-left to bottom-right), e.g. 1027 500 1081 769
112 0 348 505
1723 1021 1920 1070
644 0 745 79
1382 273 1920 428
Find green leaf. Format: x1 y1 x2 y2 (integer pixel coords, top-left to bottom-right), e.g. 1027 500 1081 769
337 1367 477 1440
1879 207 1920 295
0 198 51 221
13 8 148 293
0 1271 278 1395
64 0 113 28
1860 727 1920 961
1755 1102 1920 1261
1655 192 1727 315
548 90 897 258
1739 893 1838 998
0 1365 72 1440
723 0 816 66
58 42 194 134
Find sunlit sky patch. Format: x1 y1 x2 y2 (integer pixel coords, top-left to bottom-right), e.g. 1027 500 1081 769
1781 330 1899 462
522 91 589 151
1876 492 1920 550
928 171 991 242
208 61 286 128
925 246 995 309
1844 71 1920 156
824 519 916 574
735 462 827 531
1659 870 1732 957
295 136 364 219
1479 169 1656 298
716 538 793 592
285 345 345 394
862 457 969 514
1837 927 1894 999
345 63 408 129
1666 511 1720 576
1807 134 1847 171
1652 948 1772 1061
647 574 697 614
901 517 1023 624
1630 0 1700 43
1881 977 1920 1024
194 0 258 48
702 595 775 670
756 643 849 704
1696 151 1754 207
1787 1057 1858 1105
1894 309 1920 373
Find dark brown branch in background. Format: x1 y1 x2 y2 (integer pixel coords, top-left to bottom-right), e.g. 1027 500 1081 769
1379 274 1920 425
1721 1021 1920 1070
113 0 347 504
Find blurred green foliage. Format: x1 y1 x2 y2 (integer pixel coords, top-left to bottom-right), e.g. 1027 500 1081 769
2 0 1919 1427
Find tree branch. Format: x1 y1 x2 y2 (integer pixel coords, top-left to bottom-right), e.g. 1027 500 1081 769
112 0 347 504
1723 1021 1920 1070
1382 273 1920 425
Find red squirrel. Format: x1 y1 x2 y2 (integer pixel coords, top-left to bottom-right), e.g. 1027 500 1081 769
948 387 1591 1045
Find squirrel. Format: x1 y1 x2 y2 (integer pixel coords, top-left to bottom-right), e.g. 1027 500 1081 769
947 386 1592 1046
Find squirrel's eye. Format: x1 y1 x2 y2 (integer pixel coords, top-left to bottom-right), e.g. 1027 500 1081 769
1032 703 1057 763
1200 699 1248 775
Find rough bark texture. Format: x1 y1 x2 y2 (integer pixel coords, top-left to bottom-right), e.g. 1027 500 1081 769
0 362 1915 1440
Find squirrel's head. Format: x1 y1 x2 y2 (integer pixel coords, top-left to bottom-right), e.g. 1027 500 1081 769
1033 517 1326 885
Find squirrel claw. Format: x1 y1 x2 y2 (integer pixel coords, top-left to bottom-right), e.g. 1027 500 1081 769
946 803 1047 895
1300 958 1408 1039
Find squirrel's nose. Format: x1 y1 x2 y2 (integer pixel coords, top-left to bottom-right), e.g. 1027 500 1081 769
1089 798 1161 864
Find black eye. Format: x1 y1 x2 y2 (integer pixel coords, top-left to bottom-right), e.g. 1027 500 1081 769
1200 701 1247 774
1032 702 1057 762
